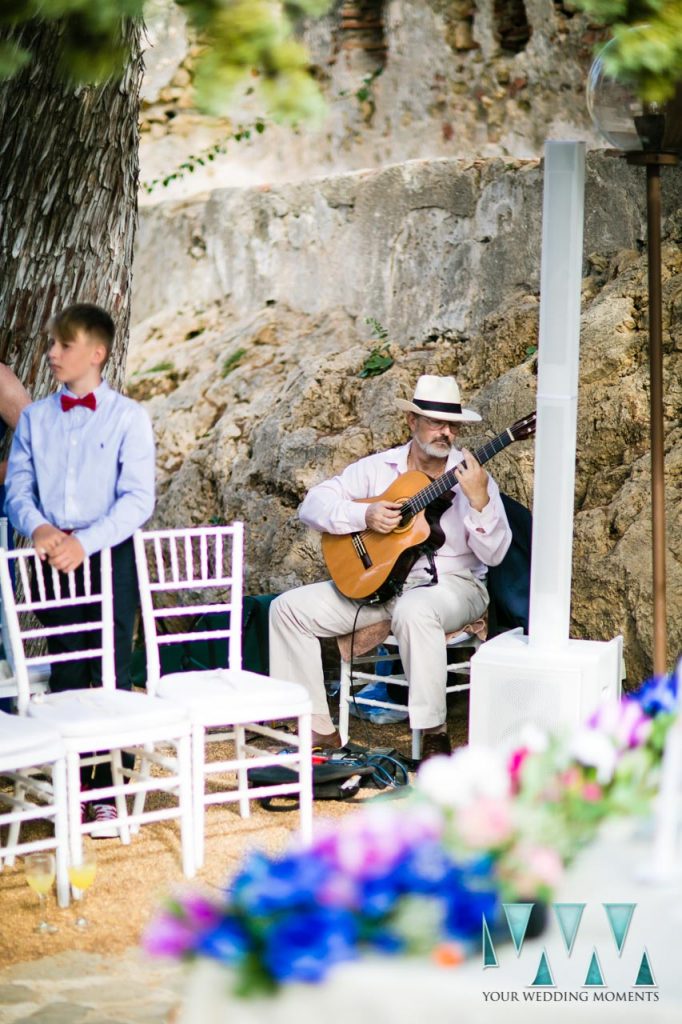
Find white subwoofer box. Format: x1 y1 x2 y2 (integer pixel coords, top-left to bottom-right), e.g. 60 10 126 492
468 629 623 751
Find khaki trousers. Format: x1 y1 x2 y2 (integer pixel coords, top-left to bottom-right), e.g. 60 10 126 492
269 571 489 729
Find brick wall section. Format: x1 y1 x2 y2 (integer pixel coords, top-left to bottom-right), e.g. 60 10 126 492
337 0 387 65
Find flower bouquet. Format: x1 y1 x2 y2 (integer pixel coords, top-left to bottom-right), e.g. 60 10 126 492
144 668 678 1003
144 801 499 996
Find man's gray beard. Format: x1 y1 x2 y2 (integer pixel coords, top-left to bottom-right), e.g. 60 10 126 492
412 434 455 459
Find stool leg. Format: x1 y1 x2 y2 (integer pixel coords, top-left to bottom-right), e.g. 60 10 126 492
411 728 422 761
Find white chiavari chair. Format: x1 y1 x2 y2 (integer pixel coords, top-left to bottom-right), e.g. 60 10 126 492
0 546 195 877
134 523 313 868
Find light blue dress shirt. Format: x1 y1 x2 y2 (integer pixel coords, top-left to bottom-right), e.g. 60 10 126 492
6 380 155 556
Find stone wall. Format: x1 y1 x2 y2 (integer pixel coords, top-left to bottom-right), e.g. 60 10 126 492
138 0 609 201
129 153 682 682
133 153 672 330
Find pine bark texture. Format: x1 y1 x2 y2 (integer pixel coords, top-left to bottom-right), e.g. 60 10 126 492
0 18 143 402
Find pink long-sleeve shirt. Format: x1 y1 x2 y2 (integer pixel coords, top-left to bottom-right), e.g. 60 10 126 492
300 441 512 581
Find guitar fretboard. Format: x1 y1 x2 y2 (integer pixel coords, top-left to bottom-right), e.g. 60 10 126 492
401 428 514 519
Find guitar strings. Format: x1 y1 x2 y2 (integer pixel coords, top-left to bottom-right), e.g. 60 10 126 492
402 431 512 517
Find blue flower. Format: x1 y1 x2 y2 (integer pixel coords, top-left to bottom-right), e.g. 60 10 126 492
395 841 457 894
231 851 332 916
632 671 678 717
365 928 405 954
197 917 250 965
262 908 358 983
357 874 404 918
444 882 498 939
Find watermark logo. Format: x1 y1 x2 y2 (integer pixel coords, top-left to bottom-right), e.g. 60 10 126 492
482 903 657 1004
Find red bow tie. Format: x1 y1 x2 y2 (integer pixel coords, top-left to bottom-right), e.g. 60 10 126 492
61 392 96 412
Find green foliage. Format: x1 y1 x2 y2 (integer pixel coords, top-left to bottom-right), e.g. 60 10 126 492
222 347 247 376
573 0 682 102
0 0 333 121
181 0 331 120
364 316 388 341
0 1 146 83
355 66 383 105
141 120 267 193
148 360 175 372
359 317 394 378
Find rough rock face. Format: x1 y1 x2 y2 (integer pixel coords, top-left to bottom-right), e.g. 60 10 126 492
128 155 682 682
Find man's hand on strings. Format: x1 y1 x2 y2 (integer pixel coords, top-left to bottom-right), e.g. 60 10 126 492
366 500 403 534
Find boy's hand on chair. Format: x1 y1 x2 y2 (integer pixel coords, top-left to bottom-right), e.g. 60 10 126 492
32 523 68 559
47 535 86 573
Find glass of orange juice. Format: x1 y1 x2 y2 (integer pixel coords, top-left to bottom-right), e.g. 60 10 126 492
24 851 57 934
68 848 96 929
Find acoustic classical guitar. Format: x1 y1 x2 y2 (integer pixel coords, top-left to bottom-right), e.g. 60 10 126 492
321 412 536 603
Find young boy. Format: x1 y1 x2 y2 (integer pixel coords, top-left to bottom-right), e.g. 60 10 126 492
6 303 155 836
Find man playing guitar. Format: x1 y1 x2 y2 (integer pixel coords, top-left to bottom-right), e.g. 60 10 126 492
269 374 512 759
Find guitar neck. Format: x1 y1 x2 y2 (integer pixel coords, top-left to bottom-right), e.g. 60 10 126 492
404 428 516 516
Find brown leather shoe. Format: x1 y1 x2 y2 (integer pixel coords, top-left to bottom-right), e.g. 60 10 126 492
311 728 342 751
420 731 452 761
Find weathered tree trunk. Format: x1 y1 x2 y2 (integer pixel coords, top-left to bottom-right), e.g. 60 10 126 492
0 18 143 403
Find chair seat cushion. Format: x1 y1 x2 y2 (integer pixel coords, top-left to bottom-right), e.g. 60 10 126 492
26 688 188 739
0 711 65 766
157 668 311 724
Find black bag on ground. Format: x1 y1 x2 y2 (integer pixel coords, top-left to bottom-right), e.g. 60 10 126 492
247 748 411 807
247 760 377 806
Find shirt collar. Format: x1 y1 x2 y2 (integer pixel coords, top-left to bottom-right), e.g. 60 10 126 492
60 379 110 402
381 442 411 472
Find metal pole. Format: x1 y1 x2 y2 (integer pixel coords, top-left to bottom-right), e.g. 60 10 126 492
626 150 677 676
645 162 667 676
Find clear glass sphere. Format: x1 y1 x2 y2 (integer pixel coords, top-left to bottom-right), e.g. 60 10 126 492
586 37 646 151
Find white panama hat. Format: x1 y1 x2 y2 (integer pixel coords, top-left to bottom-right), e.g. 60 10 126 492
396 374 481 423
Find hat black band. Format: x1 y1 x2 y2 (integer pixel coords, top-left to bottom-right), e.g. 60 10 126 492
413 399 462 414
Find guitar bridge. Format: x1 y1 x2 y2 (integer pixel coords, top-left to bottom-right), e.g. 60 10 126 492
351 533 372 569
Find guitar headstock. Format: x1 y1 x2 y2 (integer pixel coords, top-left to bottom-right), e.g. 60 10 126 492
509 411 536 442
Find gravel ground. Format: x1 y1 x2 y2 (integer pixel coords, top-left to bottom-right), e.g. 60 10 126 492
0 691 470 969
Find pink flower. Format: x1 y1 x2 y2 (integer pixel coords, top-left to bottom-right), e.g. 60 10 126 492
142 911 196 957
456 798 515 850
500 842 564 897
314 803 443 879
559 766 582 790
582 782 603 802
508 748 529 792
589 699 653 750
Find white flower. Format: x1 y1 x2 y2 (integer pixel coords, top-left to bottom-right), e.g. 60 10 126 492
515 722 550 754
569 727 618 784
417 745 510 809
